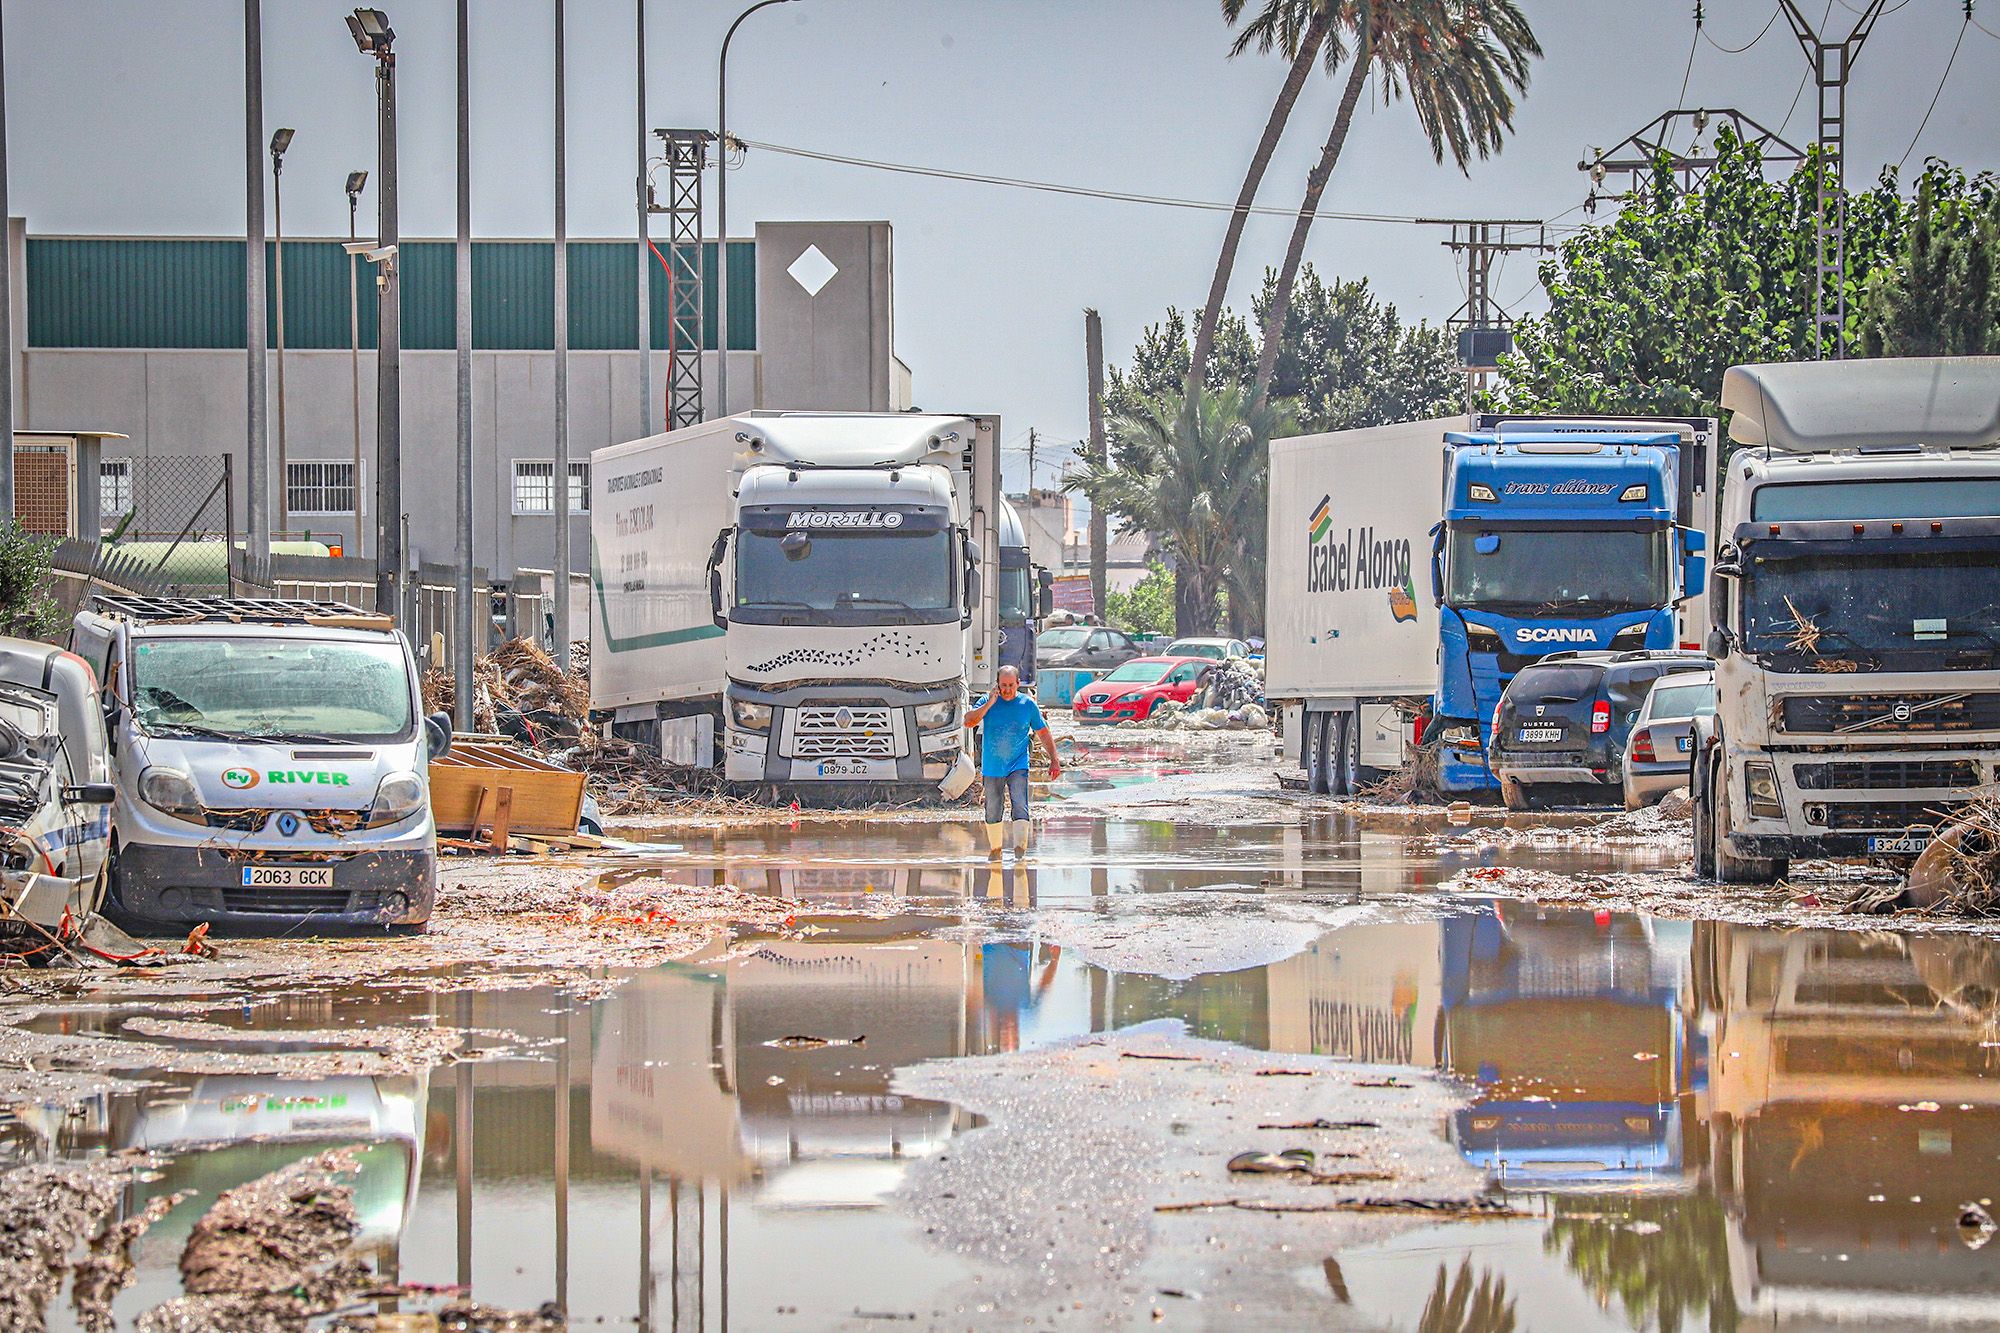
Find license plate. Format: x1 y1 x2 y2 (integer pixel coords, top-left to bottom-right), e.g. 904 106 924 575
240 865 332 889
1086 704 1106 714
1867 834 1931 855
1517 726 1563 744
795 757 897 780
1676 735 1693 753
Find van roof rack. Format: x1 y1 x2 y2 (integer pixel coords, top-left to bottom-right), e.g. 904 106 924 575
89 594 391 630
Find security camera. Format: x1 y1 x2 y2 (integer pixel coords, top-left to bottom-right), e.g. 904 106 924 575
342 241 398 263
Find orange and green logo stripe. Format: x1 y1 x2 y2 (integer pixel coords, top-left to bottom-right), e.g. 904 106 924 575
1307 495 1331 543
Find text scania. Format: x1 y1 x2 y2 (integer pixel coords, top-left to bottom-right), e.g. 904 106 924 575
1515 627 1600 644
787 511 906 530
1307 526 1413 594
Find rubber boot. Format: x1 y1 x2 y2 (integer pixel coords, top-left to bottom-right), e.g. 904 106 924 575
1010 820 1032 855
985 823 1005 859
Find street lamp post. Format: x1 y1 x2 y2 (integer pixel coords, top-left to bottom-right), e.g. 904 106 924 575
715 0 797 420
244 0 270 566
345 170 367 555
348 7 401 617
270 127 294 538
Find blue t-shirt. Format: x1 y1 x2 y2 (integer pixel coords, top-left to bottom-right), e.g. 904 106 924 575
976 693 1047 777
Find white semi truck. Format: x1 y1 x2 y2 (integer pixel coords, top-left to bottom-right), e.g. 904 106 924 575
1693 356 2000 881
589 412 1002 795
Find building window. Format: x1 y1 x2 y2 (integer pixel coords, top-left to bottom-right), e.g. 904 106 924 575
512 460 589 515
287 461 358 515
100 460 133 530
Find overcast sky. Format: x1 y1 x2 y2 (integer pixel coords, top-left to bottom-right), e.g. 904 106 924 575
12 0 1999 488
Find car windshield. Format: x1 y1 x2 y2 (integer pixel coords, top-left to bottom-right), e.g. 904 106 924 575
737 529 954 614
1648 681 1716 718
1447 528 1670 614
131 637 414 742
1040 628 1090 650
1508 664 1603 703
1168 641 1224 658
999 566 1032 622
1102 660 1172 684
1741 548 2000 666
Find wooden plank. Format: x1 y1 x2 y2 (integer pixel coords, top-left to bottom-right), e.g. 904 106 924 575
488 787 514 851
429 755 584 837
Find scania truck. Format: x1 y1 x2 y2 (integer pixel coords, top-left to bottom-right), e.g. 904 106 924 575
1693 356 2000 881
589 412 1002 795
1266 413 1715 795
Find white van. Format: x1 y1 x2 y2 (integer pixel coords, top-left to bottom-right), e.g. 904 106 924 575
0 638 115 933
70 596 451 933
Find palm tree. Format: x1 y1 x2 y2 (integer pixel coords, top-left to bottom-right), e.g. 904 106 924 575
1185 0 1331 402
1251 0 1541 404
1067 386 1293 636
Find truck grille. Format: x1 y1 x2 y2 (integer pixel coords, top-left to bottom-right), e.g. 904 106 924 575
1793 759 1985 791
790 706 898 760
1816 800 1965 832
1779 693 2000 734
203 808 371 834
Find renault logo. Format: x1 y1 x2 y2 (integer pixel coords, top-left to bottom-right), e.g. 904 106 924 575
834 707 854 729
276 812 301 837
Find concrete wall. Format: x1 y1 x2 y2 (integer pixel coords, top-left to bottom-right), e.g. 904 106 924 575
754 221 896 413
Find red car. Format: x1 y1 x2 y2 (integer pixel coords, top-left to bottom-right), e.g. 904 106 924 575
1072 656 1213 724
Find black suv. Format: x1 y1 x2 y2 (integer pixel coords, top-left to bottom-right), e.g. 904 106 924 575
1488 650 1712 810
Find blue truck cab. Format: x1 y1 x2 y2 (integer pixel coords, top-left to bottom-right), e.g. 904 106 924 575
1428 418 1712 793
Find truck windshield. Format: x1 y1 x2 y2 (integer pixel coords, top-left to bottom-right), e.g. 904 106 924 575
999 565 1032 622
131 638 414 742
1447 528 1669 614
736 530 955 616
1742 548 2000 665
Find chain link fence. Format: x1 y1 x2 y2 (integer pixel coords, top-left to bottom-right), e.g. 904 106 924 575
95 454 236 592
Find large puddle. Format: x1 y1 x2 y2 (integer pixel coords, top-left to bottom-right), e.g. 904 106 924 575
20 895 2000 1329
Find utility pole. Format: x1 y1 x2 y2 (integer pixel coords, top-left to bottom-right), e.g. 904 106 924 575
347 8 402 616
244 0 270 565
454 0 475 729
1026 428 1037 490
1083 309 1107 617
1777 0 1888 359
1421 219 1550 408
270 128 294 538
635 0 652 437
346 170 367 556
652 130 712 431
553 0 572 670
1578 108 1804 210
0 6 14 526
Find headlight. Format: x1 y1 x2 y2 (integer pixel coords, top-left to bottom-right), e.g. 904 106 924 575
369 771 427 826
730 698 773 732
137 766 202 819
1744 761 1784 820
1463 623 1503 653
914 699 957 731
1467 483 1498 502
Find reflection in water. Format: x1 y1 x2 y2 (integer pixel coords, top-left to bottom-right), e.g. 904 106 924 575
12 903 2000 1329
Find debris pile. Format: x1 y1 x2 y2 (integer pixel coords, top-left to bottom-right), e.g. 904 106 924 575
1895 796 2000 915
424 638 589 742
1198 656 1266 713
1138 700 1271 732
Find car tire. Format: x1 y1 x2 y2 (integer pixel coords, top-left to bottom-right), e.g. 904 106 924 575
1500 776 1536 812
1713 760 1786 884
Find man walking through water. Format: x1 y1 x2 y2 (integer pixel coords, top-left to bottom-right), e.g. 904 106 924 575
965 665 1060 858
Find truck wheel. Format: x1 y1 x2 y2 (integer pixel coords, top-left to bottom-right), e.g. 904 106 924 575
1691 753 1717 879
1500 776 1535 812
1713 762 1785 884
1333 711 1361 796
1305 714 1331 795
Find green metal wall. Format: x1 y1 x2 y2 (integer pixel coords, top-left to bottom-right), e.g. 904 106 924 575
26 236 757 352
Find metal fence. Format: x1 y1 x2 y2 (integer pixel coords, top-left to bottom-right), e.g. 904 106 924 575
95 454 236 592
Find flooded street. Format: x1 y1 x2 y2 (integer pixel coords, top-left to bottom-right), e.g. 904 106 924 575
8 731 1999 1330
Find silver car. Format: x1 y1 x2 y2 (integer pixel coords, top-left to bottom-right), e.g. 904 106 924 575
1621 671 1717 809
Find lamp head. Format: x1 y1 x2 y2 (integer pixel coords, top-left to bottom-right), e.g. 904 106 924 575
269 127 295 159
347 8 393 53
345 170 368 198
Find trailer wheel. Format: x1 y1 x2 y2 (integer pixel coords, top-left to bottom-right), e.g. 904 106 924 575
1331 711 1361 797
1305 713 1332 795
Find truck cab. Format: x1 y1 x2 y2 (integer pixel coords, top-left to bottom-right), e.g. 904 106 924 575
996 499 1053 686
70 596 450 932
1694 357 2000 881
1429 420 1711 793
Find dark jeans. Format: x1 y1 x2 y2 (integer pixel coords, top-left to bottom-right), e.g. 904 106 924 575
983 769 1031 823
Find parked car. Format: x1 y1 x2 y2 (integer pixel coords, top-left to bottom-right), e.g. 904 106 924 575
1621 671 1718 810
1072 657 1213 724
1165 637 1250 661
1488 650 1712 810
0 638 115 939
1036 625 1141 672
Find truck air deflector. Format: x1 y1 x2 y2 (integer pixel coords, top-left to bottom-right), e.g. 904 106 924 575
1722 356 2000 452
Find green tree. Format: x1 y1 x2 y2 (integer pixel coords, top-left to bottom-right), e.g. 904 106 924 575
1251 0 1541 403
1104 560 1177 636
0 524 66 641
1860 163 2000 356
1186 1 1332 400
1544 1193 1739 1333
1067 386 1292 636
1418 1260 1517 1333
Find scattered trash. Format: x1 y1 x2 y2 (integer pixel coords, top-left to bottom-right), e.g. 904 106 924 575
1354 1078 1410 1088
1227 1149 1316 1175
1960 1203 1996 1250
1120 1052 1201 1062
765 1034 867 1049
1256 1119 1379 1131
1253 1068 1315 1077
1898 799 2000 916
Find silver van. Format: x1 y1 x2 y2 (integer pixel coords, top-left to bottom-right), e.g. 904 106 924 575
0 638 115 935
70 597 451 933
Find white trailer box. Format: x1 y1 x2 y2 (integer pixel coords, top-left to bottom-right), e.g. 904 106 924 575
1265 418 1450 703
589 418 739 712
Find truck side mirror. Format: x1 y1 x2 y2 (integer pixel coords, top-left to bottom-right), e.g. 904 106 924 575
1427 522 1446 607
961 537 981 628
425 711 455 760
706 528 731 629
1705 625 1732 661
1037 568 1055 619
64 783 117 805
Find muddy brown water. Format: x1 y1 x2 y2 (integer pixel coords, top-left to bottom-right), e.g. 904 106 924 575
14 757 2000 1329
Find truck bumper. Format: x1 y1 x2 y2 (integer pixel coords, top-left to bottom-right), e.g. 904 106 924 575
1437 746 1500 793
113 841 436 931
1722 745 1998 861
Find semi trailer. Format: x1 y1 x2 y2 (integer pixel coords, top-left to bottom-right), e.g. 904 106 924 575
1265 413 1716 795
589 412 1003 795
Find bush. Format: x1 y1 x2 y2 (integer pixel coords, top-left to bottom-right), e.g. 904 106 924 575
0 523 67 641
1105 560 1175 636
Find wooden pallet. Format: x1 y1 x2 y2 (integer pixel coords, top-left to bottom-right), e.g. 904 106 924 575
430 739 586 845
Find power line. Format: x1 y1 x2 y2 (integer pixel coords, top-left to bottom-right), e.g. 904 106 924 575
1898 19 1970 170
1702 7 1782 52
